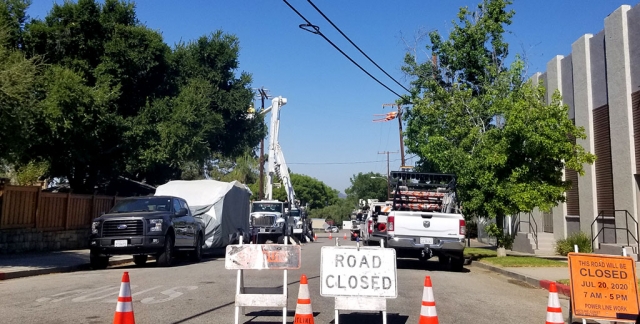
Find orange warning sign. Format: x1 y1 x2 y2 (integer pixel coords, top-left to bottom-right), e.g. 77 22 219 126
568 252 639 322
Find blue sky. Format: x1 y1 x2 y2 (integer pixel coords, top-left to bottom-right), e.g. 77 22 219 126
27 0 636 193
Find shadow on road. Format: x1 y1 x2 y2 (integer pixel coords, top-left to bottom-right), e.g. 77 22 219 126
330 312 409 324
396 258 471 273
243 310 321 323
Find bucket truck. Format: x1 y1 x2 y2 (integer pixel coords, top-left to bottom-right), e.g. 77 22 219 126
248 96 313 244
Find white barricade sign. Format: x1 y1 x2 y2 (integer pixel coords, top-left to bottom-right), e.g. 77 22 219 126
321 238 397 324
225 236 301 324
320 246 397 297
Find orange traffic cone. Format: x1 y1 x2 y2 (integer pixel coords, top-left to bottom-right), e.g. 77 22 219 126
294 274 314 324
343 233 347 240
419 276 438 324
113 272 135 324
329 232 332 239
313 233 317 241
545 282 564 324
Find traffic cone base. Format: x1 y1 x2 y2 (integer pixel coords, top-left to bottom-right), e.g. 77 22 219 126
343 233 347 240
419 276 439 324
294 274 314 324
545 282 563 324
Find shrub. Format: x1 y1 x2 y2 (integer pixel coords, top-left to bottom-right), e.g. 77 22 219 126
555 231 592 256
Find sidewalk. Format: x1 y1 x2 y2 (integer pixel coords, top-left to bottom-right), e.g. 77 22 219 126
467 239 639 324
0 249 133 280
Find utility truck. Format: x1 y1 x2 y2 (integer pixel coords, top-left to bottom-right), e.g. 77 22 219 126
370 171 466 271
248 96 313 244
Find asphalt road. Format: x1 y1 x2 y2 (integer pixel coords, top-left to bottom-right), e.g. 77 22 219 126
0 231 570 323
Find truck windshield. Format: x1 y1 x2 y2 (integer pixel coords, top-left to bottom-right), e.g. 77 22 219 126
252 203 283 213
109 198 173 213
289 210 300 217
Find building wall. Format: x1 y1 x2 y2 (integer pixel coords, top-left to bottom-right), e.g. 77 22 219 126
521 3 640 249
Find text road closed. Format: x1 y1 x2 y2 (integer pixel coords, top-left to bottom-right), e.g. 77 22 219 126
320 246 397 298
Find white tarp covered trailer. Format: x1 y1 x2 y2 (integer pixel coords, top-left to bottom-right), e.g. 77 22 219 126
154 180 251 250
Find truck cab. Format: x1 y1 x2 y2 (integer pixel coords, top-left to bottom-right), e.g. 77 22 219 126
250 200 285 244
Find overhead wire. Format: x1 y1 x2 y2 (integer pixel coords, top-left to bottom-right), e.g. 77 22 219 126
288 157 404 165
305 0 411 93
281 0 404 99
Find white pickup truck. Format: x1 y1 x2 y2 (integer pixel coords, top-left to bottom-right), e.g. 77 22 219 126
370 171 466 271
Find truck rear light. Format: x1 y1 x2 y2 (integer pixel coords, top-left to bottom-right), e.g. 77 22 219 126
367 219 373 234
459 219 466 236
388 216 394 232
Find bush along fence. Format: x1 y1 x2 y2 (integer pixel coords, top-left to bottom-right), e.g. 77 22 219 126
0 185 128 254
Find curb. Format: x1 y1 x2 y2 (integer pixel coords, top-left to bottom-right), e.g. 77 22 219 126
0 257 134 281
471 261 572 297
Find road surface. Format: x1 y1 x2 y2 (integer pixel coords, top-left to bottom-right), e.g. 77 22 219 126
0 233 566 323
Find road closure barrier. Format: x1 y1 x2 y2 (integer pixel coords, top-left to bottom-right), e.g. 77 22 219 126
567 252 639 322
225 235 301 324
294 274 314 324
545 282 564 324
320 237 397 324
113 271 135 324
419 276 438 324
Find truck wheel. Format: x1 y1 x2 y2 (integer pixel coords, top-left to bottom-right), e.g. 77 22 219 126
90 252 109 270
451 254 465 272
190 234 203 263
133 255 148 266
157 234 174 267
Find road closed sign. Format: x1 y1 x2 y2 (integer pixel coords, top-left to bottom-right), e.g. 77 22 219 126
568 252 639 322
320 246 397 298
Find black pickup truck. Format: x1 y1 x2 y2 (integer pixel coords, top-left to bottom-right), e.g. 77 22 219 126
89 196 205 269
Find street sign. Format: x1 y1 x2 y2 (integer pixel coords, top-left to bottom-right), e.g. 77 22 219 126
568 252 639 322
225 244 301 270
320 245 397 298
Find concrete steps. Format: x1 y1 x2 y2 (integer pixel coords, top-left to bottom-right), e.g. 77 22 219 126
512 231 557 255
595 243 639 261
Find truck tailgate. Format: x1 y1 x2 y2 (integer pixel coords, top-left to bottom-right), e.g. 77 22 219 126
393 211 462 237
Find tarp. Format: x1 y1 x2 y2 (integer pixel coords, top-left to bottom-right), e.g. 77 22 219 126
154 179 252 250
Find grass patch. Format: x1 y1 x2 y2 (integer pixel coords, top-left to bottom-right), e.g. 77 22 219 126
480 256 567 267
463 247 497 259
557 279 640 289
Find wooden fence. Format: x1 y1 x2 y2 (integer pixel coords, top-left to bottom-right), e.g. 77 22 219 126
0 185 128 230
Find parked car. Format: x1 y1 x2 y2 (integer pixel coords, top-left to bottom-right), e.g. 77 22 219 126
89 196 205 269
324 226 339 233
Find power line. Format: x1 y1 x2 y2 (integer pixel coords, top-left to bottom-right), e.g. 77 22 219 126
281 0 404 99
305 0 411 93
288 157 404 165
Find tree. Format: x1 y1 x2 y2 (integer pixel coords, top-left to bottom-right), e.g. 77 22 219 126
308 198 353 224
344 172 388 204
401 0 595 220
1 0 266 193
290 173 339 209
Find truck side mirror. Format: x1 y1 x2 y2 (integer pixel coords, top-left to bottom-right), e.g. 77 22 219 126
176 208 188 217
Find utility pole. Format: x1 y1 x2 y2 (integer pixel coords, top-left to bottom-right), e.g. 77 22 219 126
382 103 406 167
378 151 398 200
256 88 271 200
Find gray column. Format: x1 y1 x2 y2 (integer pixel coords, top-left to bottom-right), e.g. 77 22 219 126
572 34 598 237
547 55 568 240
604 5 638 242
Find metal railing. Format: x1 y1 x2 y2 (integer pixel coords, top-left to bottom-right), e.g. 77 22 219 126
590 210 639 253
513 212 538 250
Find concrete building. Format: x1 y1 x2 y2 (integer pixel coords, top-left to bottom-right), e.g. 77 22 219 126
512 3 640 258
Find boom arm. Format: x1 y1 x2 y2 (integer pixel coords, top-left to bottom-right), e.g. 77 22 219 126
264 96 298 208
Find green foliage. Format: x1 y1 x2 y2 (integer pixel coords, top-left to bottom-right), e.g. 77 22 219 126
485 223 513 249
308 198 353 224
290 173 339 209
555 232 592 256
14 160 48 185
344 172 388 204
0 0 266 193
401 0 595 219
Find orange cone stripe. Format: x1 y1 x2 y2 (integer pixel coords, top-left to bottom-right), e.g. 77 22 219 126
547 306 562 312
118 297 132 302
297 298 311 304
422 301 436 306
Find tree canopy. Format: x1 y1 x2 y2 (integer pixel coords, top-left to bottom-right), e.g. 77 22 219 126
401 0 595 219
345 171 389 203
0 0 266 193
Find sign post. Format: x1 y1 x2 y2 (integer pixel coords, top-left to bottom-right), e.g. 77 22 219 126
225 236 301 324
320 238 397 324
567 252 639 323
